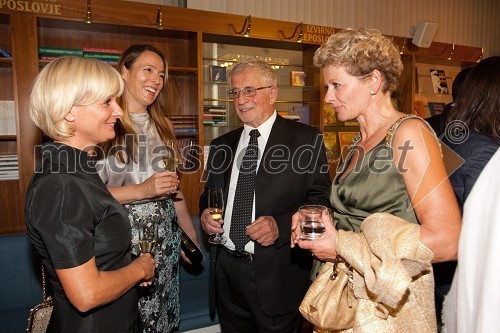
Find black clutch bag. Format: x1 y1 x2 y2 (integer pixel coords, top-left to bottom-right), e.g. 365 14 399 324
180 230 203 264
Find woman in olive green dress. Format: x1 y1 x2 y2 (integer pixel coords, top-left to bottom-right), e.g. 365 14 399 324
291 28 461 332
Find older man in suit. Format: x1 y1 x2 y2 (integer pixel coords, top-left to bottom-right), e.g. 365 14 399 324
199 59 331 332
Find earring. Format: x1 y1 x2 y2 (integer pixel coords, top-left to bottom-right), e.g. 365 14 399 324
370 90 375 95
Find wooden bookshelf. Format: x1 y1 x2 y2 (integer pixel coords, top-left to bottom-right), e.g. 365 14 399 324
0 0 480 234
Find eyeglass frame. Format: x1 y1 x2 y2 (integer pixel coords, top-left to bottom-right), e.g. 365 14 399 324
227 85 273 99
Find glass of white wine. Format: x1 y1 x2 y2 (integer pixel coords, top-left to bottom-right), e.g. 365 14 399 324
162 140 179 194
138 222 157 254
208 187 227 245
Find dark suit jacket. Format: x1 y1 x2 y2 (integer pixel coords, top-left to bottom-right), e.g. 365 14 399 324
434 131 499 306
443 130 499 212
199 115 332 316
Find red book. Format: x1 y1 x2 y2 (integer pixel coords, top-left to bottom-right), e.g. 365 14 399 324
83 47 123 55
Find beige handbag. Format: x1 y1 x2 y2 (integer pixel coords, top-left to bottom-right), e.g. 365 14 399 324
26 264 53 333
299 255 357 331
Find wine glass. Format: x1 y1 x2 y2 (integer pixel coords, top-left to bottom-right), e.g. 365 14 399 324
162 140 179 194
208 187 227 245
138 222 158 254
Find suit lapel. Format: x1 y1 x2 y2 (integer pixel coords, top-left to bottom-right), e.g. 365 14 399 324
258 115 290 175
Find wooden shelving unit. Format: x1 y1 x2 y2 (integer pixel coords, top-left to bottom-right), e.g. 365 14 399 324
0 0 480 234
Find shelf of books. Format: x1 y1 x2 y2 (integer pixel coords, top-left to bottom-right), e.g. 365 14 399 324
203 105 227 126
38 46 122 65
170 115 198 137
36 17 200 126
0 11 24 232
37 47 199 74
0 154 18 180
28 16 202 216
0 100 16 137
0 23 14 141
0 13 17 178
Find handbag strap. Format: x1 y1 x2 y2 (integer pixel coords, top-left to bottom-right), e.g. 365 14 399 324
330 255 352 280
331 255 342 280
41 263 51 303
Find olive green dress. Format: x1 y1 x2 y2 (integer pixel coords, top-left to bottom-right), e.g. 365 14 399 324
331 115 420 232
311 115 426 277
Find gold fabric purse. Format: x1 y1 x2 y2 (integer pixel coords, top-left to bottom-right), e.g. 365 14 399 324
27 264 53 333
299 255 357 331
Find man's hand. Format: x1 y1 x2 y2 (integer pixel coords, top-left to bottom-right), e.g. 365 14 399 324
246 216 278 247
200 208 224 235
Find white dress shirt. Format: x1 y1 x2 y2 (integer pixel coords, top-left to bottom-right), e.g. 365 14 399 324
223 111 277 253
443 148 500 332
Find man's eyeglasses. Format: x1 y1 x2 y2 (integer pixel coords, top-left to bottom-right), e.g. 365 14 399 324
227 86 273 99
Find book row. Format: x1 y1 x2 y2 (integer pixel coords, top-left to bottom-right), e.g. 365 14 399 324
0 155 19 180
38 47 122 64
0 101 16 135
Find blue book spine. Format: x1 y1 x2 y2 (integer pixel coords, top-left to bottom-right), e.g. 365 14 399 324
0 47 12 58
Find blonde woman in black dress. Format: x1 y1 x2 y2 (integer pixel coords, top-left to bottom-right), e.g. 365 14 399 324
26 56 155 332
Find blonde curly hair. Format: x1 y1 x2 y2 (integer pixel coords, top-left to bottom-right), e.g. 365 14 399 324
313 28 402 93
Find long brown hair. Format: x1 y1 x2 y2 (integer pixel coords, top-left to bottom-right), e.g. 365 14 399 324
448 56 500 139
102 44 176 163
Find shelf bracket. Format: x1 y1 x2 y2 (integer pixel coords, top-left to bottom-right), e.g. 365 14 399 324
283 22 303 43
401 37 407 55
235 15 251 38
155 7 165 31
466 47 483 63
434 42 455 60
84 0 92 24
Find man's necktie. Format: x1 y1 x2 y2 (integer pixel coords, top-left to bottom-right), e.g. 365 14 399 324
230 129 260 251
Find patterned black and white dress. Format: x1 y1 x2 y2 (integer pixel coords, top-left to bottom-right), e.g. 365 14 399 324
127 199 181 333
98 112 181 332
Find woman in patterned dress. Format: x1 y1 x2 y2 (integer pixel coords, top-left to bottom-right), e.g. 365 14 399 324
98 44 199 333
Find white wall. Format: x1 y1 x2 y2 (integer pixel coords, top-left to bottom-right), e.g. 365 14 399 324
186 0 500 57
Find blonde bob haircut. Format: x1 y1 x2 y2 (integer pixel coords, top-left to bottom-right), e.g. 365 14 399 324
313 28 403 93
29 56 124 141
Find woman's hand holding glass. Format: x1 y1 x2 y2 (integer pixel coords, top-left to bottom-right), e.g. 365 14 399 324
136 139 179 201
290 208 338 261
137 222 157 286
139 222 158 254
133 253 155 287
160 139 179 194
137 172 179 200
